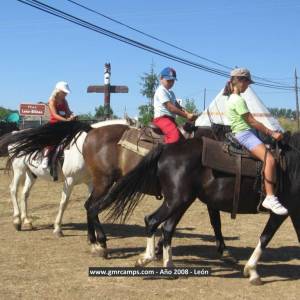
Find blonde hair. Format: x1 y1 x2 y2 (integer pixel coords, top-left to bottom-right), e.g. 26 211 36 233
49 88 65 101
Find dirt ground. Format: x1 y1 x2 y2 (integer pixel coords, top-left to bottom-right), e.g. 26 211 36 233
0 162 299 300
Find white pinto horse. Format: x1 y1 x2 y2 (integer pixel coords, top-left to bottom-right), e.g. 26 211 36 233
7 119 128 236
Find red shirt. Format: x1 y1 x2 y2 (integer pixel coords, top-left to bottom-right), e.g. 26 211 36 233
49 100 68 124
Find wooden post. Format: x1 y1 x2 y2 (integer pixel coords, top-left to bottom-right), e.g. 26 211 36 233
295 68 299 130
203 88 206 110
87 63 129 120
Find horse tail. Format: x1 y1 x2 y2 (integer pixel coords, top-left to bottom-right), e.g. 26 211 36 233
98 144 165 223
0 121 92 160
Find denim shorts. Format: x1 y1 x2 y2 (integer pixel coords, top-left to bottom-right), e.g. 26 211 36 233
234 129 263 151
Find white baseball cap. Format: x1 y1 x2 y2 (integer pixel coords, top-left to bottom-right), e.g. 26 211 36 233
230 68 254 83
55 81 71 94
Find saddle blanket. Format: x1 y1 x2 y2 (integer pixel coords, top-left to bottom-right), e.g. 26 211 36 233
118 127 161 156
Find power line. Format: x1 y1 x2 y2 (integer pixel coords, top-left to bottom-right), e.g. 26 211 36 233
65 0 293 88
16 0 297 91
66 0 233 71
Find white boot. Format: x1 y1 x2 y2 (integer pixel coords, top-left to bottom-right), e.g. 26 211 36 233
262 195 288 215
41 156 49 169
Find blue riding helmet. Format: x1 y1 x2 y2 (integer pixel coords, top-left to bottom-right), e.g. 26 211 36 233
160 67 177 80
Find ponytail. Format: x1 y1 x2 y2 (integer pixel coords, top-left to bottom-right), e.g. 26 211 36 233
223 80 232 96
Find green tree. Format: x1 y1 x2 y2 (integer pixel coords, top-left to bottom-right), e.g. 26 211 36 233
138 104 154 126
0 106 13 120
78 112 94 121
138 63 159 125
140 63 159 105
94 105 114 120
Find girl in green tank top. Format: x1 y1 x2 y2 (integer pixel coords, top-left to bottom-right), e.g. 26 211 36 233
223 68 287 216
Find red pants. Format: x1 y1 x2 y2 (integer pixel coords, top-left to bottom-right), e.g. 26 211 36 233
152 116 180 144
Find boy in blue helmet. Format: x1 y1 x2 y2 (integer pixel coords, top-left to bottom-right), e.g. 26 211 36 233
153 67 197 143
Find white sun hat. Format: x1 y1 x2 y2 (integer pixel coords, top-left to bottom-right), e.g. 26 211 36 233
55 81 71 94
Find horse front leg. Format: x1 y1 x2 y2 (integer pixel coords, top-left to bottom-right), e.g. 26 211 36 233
207 205 237 263
10 167 23 231
244 213 287 285
20 172 35 230
290 210 300 243
53 177 74 237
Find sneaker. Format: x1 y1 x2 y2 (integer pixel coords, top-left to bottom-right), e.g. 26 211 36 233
41 157 49 169
262 195 288 215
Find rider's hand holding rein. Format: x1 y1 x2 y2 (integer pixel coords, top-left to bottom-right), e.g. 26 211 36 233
270 131 283 141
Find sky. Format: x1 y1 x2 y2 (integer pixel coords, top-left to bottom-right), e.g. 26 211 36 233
0 0 299 118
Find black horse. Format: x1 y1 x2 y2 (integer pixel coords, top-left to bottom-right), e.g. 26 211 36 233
97 131 300 285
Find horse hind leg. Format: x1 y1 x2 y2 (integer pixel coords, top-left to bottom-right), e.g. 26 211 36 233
85 187 109 258
244 213 287 285
20 172 36 230
136 196 193 268
136 204 170 267
160 200 194 268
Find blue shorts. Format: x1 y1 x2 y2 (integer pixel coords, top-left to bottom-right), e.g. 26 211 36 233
234 130 263 151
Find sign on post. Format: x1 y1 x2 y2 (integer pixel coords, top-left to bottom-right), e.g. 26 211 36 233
19 104 45 116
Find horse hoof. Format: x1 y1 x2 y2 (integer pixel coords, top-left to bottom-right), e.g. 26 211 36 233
155 253 163 261
249 276 263 286
53 229 64 237
22 222 33 231
91 244 108 258
163 261 174 268
13 223 22 231
220 249 238 264
135 256 153 267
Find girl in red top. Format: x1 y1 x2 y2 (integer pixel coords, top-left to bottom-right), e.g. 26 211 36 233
41 81 76 169
49 81 75 123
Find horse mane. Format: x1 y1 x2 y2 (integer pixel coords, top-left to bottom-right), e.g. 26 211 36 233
288 131 300 150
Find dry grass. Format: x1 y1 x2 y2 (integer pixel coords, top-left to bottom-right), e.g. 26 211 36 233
0 171 299 300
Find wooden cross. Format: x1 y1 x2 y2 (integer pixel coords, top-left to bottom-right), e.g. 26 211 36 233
87 63 129 119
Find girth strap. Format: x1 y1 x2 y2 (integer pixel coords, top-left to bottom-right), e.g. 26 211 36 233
232 154 242 219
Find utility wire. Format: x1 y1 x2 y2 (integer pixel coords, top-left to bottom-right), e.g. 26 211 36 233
66 0 293 87
66 0 232 71
16 0 297 91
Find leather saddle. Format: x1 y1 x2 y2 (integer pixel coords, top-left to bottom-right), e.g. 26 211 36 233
117 124 164 156
202 136 263 219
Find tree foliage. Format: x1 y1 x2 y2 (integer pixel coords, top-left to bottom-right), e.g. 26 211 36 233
268 107 296 119
138 104 154 126
0 106 14 120
140 63 159 105
94 105 115 120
